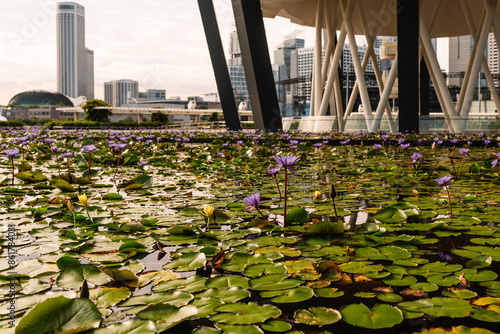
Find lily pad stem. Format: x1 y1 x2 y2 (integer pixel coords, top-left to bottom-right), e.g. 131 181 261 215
284 171 288 227
10 157 14 186
445 185 453 218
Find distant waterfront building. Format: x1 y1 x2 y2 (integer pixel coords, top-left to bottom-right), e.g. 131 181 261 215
103 79 139 107
5 90 75 120
488 32 500 88
85 48 94 100
145 89 166 100
57 2 93 99
445 35 487 87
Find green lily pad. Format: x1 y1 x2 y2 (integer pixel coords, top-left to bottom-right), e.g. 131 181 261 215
377 293 403 303
194 287 250 303
294 307 342 325
260 319 292 332
103 193 123 200
442 289 477 299
242 263 287 278
382 274 418 286
50 179 76 192
341 303 404 329
314 287 345 298
16 297 101 334
286 208 309 223
373 207 407 223
249 274 303 291
303 221 344 235
470 308 500 322
56 264 112 289
152 275 207 293
191 297 223 318
466 255 493 269
119 290 194 307
222 253 272 272
136 304 198 328
420 297 474 318
215 324 263 334
211 302 281 324
460 269 498 282
206 275 249 289
261 287 314 303
426 274 460 287
163 252 206 272
410 282 439 292
92 319 157 334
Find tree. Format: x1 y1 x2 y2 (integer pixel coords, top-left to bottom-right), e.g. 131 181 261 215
151 111 170 123
209 112 219 122
82 99 112 122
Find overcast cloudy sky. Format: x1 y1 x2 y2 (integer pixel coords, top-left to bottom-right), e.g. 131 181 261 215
0 0 317 105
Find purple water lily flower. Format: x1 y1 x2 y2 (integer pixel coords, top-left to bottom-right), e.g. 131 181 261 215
273 154 301 175
492 159 498 167
243 192 262 212
115 143 127 150
400 143 411 150
373 144 382 150
50 146 58 152
410 152 423 163
436 175 453 186
82 144 97 153
139 160 148 166
437 250 453 261
61 152 73 158
4 148 19 157
267 167 281 175
458 148 469 156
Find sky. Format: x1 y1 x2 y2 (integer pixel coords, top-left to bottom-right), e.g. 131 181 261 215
0 0 317 106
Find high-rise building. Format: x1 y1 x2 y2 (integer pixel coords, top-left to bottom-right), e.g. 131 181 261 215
85 48 94 100
57 2 91 99
228 29 248 101
446 35 487 87
145 89 166 100
274 38 305 80
290 44 379 102
488 32 500 88
103 79 139 107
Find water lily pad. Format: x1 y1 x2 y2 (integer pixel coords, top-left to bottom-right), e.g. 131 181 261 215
215 324 263 334
382 274 418 286
211 302 281 324
56 264 112 289
410 282 439 292
191 297 223 318
222 253 272 272
470 307 500 322
377 293 403 303
373 207 407 223
303 221 344 235
294 307 342 325
195 287 250 303
119 290 194 307
466 255 493 269
341 303 404 329
260 319 292 332
163 252 206 271
90 287 131 308
442 289 477 299
152 275 207 293
242 263 287 278
249 274 303 291
426 274 460 287
460 269 498 282
286 208 309 223
92 319 157 334
314 287 345 298
50 179 76 192
136 304 198 328
206 275 249 289
420 297 474 317
261 286 314 303
356 246 411 261
16 297 101 334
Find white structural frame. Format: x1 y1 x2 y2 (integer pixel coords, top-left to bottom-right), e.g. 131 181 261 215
306 0 500 133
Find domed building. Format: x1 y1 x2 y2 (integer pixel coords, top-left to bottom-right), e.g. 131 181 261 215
5 90 76 121
8 90 74 107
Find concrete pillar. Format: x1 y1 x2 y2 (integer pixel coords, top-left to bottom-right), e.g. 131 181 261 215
398 0 420 133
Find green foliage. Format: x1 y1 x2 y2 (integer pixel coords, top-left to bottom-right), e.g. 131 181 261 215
82 99 112 122
151 111 171 123
209 112 219 122
0 120 25 127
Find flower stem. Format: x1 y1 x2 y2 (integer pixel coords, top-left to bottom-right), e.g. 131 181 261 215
256 208 266 219
55 151 61 179
284 171 288 228
445 185 453 218
113 151 122 181
274 175 282 200
10 158 14 186
87 153 92 177
458 155 465 181
85 206 92 221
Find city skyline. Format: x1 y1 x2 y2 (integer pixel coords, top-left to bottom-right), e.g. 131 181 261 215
0 0 316 106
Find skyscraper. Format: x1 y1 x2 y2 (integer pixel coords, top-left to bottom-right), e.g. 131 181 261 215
57 2 93 99
85 48 94 100
103 80 139 107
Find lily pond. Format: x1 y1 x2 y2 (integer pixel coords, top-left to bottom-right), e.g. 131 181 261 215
1 128 500 334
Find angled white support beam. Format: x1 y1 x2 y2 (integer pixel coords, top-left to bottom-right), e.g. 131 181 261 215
311 0 324 116
460 0 500 114
419 16 458 132
317 0 352 118
372 55 399 132
339 0 374 131
460 0 494 120
456 8 486 115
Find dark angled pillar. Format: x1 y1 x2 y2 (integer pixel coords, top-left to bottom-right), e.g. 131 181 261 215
420 59 430 116
232 0 282 131
198 0 241 130
397 0 420 133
